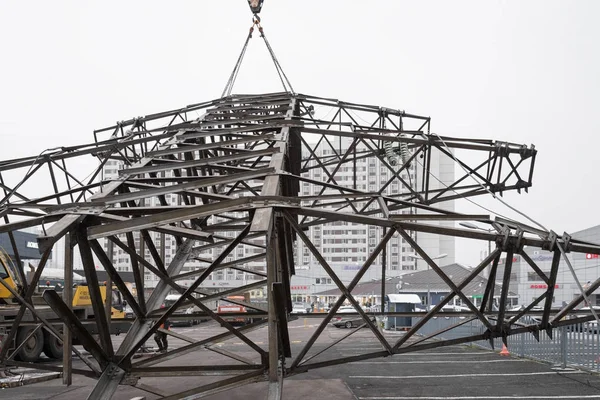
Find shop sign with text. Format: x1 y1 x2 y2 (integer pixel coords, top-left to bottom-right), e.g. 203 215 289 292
530 284 559 289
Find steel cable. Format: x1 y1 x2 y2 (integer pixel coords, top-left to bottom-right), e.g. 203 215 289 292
260 28 295 93
221 27 254 98
221 17 295 97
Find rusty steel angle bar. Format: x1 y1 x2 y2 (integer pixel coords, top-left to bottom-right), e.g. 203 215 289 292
114 238 195 359
94 167 275 206
203 345 257 366
133 318 268 368
0 163 43 208
188 295 267 358
552 243 600 324
0 248 51 361
391 240 500 351
130 364 263 377
36 126 197 252
394 220 600 254
408 317 478 348
125 231 147 314
266 228 280 382
77 227 115 357
109 237 267 312
479 253 501 313
289 225 391 354
0 275 101 376
146 133 277 157
302 137 360 219
518 251 550 285
108 236 188 296
140 229 167 275
117 227 252 364
6 323 43 361
496 248 515 330
178 280 268 310
298 134 362 214
296 206 393 228
0 276 74 351
508 292 549 325
358 138 422 204
285 222 394 369
42 290 110 369
397 226 494 328
121 147 278 177
541 249 561 332
250 99 296 233
272 282 291 358
89 239 144 318
177 254 267 281
300 321 371 365
88 196 259 240
159 369 266 400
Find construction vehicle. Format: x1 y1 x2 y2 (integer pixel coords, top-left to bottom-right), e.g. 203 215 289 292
217 293 268 325
217 295 250 326
0 250 131 362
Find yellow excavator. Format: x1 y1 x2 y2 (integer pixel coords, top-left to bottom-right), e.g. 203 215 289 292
0 250 18 301
0 250 130 361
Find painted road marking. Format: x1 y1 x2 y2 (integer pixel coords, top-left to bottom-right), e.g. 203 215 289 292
350 371 584 379
341 351 493 356
358 396 600 400
352 359 525 364
368 352 492 356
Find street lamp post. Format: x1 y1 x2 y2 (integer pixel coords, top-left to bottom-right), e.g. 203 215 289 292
406 253 447 309
460 222 493 278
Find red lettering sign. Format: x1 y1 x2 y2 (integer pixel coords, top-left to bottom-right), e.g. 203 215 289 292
586 254 599 259
290 285 309 291
530 284 559 289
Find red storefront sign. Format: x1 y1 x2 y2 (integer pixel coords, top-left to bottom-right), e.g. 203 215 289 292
586 254 599 259
530 284 559 289
290 285 309 291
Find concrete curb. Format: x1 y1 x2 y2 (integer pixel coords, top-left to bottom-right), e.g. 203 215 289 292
0 370 61 388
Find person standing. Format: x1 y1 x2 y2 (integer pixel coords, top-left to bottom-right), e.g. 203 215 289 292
154 317 171 352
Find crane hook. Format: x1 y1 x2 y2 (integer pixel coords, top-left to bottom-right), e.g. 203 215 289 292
248 0 264 14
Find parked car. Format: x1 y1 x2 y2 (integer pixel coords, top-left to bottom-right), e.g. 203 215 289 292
574 307 600 333
432 305 471 319
124 303 134 319
164 294 196 327
332 305 375 328
333 314 376 329
291 303 308 314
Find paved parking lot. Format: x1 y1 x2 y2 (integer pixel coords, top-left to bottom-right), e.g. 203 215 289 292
6 318 600 399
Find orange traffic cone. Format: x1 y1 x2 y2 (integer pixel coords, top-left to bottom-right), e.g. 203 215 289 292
500 344 510 356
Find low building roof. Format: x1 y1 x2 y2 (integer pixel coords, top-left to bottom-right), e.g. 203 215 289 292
0 231 50 261
314 263 517 298
386 293 422 304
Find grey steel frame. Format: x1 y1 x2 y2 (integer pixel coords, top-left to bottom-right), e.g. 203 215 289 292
0 92 599 399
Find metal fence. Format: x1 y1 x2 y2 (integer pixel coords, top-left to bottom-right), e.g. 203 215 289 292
416 317 600 372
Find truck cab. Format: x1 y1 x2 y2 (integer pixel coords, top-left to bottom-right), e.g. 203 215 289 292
0 250 19 301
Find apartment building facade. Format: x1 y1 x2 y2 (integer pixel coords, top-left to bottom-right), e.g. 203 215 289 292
100 136 455 300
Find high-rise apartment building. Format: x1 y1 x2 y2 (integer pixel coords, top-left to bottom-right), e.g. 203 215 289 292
289 137 455 303
100 136 455 299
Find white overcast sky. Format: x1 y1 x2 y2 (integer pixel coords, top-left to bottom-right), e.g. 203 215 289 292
1 1 599 267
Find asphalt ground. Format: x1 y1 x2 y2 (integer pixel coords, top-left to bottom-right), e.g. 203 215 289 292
4 317 600 400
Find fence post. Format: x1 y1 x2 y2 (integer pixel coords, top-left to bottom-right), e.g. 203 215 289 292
561 325 567 369
520 331 525 357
